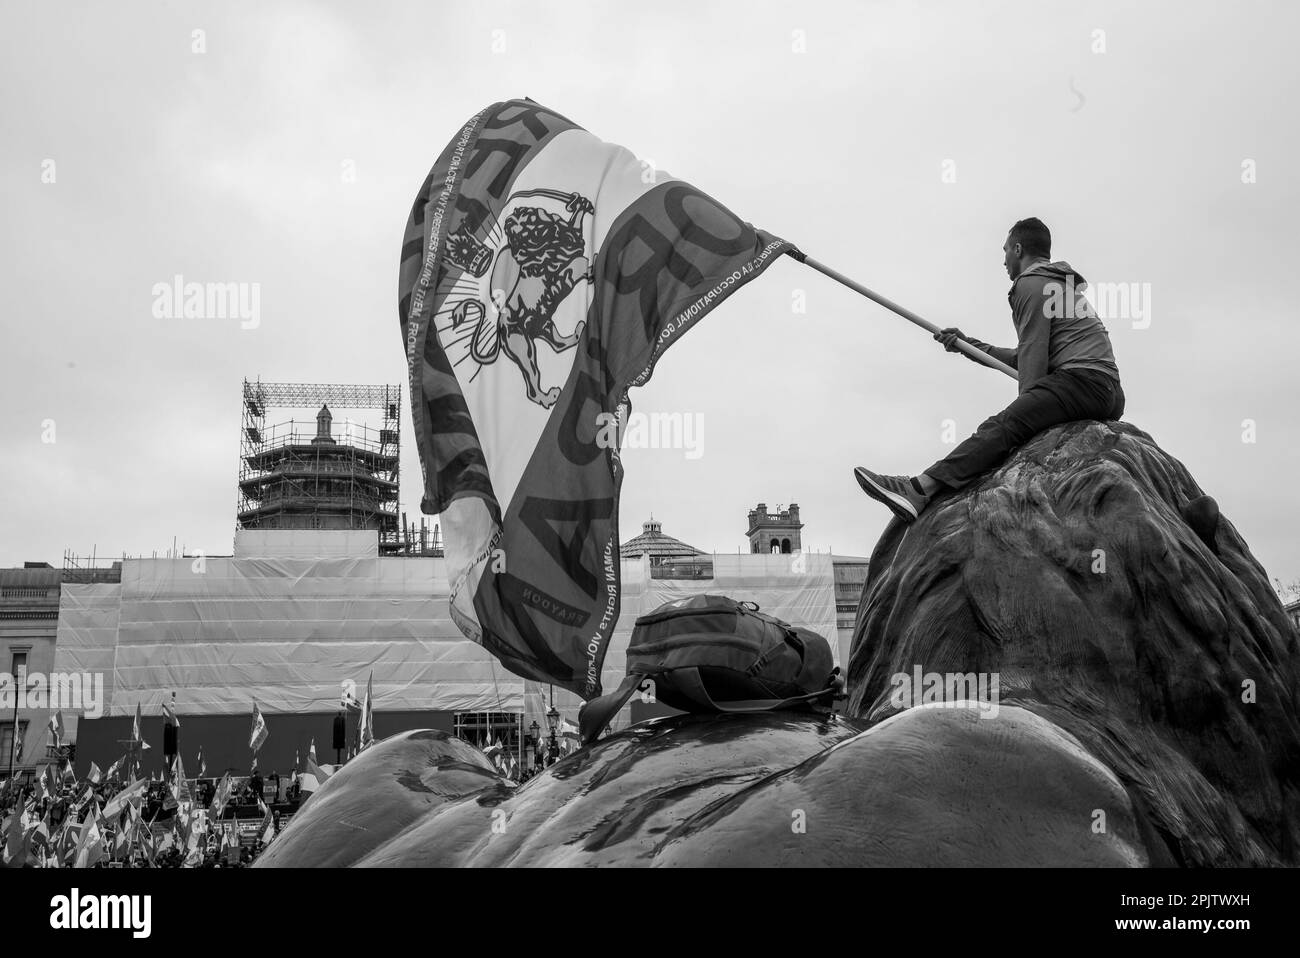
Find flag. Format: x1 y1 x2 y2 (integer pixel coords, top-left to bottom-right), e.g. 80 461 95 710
100 777 146 819
559 717 580 741
25 819 50 868
162 694 181 728
308 739 318 764
196 746 206 777
136 818 156 867
301 753 329 794
358 672 375 750
88 761 102 784
172 804 189 849
132 701 151 749
171 753 191 804
399 99 792 700
72 816 104 869
104 756 123 783
113 820 130 860
58 819 80 866
257 797 274 844
249 701 269 753
3 802 28 866
48 710 63 748
210 772 233 819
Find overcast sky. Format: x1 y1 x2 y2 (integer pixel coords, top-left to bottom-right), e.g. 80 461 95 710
3 1 1298 587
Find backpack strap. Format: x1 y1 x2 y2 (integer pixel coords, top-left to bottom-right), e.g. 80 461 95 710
578 673 651 746
577 669 847 746
671 666 845 714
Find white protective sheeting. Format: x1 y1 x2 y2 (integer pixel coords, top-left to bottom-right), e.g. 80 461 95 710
55 584 122 719
233 529 378 559
55 555 522 718
55 548 838 726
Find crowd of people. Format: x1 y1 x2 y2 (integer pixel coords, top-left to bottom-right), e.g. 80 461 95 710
1 726 579 868
0 761 301 869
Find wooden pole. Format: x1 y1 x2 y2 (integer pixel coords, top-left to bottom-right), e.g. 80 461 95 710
789 251 1018 380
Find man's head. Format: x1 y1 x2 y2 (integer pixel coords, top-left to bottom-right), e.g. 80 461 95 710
1003 217 1051 280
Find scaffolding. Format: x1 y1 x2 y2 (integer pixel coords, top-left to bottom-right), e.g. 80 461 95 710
238 379 402 553
62 550 128 584
394 513 445 557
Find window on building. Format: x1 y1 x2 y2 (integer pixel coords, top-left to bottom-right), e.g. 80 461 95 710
10 650 27 681
781 538 791 554
0 721 28 765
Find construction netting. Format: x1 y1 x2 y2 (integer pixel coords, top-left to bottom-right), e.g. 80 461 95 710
55 533 840 728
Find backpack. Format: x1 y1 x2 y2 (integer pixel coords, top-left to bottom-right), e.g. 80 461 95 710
578 594 843 745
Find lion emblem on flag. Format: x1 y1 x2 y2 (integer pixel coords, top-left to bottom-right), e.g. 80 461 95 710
443 190 594 409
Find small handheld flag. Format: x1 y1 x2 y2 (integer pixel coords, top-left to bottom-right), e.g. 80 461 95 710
249 701 269 753
162 692 181 728
358 672 375 751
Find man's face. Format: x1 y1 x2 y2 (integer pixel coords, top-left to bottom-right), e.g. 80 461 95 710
1003 236 1020 280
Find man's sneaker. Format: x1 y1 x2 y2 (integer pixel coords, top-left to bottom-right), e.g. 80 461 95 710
854 468 929 524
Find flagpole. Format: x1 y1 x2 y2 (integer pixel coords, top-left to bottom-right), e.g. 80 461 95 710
787 250 1018 380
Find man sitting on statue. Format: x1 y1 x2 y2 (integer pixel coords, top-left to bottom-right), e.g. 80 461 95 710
855 217 1125 522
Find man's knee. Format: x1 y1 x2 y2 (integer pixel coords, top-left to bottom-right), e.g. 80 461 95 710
967 409 1012 444
998 402 1058 446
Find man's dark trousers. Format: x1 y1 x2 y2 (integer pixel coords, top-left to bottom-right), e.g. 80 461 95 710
926 367 1125 492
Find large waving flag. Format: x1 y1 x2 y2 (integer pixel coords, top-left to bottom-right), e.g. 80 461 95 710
400 99 792 698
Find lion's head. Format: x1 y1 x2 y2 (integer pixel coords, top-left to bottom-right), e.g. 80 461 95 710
503 206 586 278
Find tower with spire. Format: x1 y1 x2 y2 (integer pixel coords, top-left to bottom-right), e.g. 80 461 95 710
237 384 400 547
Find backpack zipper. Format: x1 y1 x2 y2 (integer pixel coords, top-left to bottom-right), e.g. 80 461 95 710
629 633 763 655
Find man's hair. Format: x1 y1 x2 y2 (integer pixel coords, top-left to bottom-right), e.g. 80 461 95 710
1008 217 1051 259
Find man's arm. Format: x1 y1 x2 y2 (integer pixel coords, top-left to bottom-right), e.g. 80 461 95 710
963 336 1018 369
1010 281 1050 393
934 328 1018 369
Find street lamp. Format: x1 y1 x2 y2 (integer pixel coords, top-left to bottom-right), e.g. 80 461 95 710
546 703 560 765
528 720 541 769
